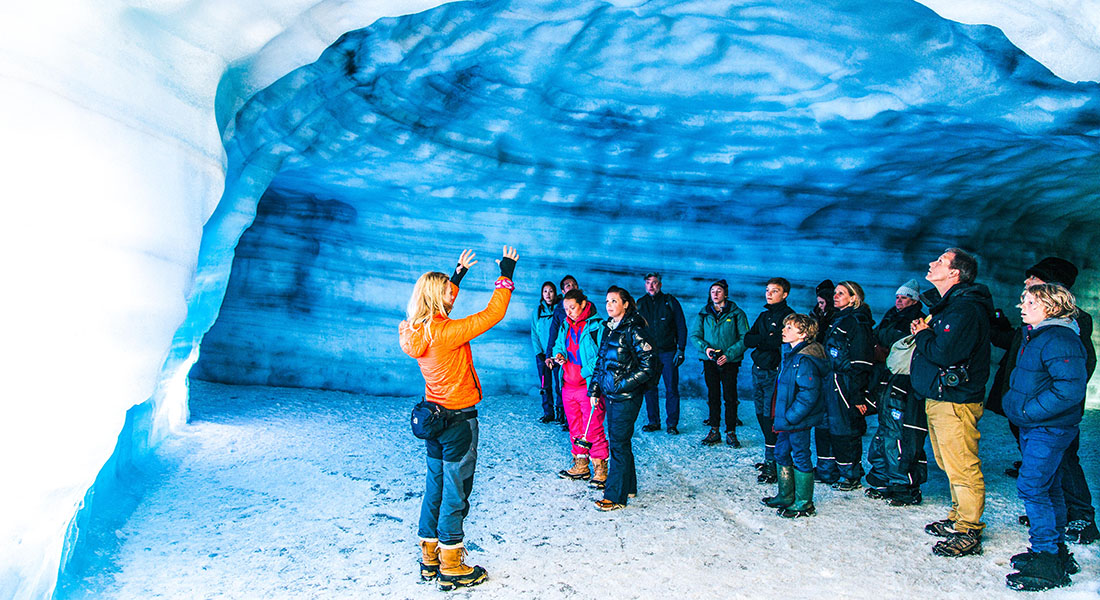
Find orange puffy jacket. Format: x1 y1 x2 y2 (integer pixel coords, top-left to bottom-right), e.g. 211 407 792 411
399 278 513 410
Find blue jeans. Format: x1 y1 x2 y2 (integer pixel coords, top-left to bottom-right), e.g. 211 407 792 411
751 365 778 461
776 429 813 472
606 394 643 504
1018 425 1077 553
643 350 680 428
418 413 478 545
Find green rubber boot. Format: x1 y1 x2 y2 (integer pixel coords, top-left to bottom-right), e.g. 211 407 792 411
780 469 816 518
762 465 795 509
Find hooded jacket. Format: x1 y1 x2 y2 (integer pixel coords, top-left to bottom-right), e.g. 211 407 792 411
1002 318 1087 429
874 303 926 350
745 300 795 370
551 301 605 385
823 304 875 435
772 341 829 432
689 301 750 363
399 279 513 410
588 310 660 402
910 282 995 404
530 297 558 358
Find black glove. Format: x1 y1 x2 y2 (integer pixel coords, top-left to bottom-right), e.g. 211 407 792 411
499 256 516 279
674 349 685 367
536 353 546 364
450 264 467 285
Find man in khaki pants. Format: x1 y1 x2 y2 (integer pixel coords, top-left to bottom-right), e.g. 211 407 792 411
910 248 995 557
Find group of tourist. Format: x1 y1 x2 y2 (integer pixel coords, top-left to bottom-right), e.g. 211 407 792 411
399 246 1095 592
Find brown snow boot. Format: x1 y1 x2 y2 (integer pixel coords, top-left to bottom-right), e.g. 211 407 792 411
559 454 591 480
419 538 440 580
437 542 488 591
589 459 608 489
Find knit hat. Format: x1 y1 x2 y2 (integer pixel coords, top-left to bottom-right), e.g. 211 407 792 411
1026 257 1078 289
895 278 921 301
815 279 835 300
710 279 728 293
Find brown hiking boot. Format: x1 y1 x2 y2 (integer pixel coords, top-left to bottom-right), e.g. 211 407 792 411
559 454 591 480
933 529 982 557
419 538 440 580
589 459 608 489
437 543 488 591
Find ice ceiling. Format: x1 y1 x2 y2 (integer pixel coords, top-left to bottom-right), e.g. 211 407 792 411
1 0 1098 598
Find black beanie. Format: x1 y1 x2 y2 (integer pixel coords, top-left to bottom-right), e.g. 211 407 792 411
1026 257 1078 289
711 279 728 293
816 279 835 300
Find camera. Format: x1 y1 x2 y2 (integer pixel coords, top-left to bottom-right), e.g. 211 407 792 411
941 365 969 388
711 349 724 359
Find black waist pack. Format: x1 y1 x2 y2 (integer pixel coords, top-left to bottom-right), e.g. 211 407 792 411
410 400 477 440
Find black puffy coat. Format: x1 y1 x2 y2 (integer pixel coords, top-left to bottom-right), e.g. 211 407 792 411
910 282 994 404
824 305 874 436
874 303 926 349
745 300 795 370
588 310 661 402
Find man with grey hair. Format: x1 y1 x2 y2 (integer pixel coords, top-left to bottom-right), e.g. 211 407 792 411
911 248 994 557
636 272 687 434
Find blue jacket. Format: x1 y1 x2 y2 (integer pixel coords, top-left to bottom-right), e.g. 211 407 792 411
530 299 558 358
1002 318 1087 429
773 341 828 432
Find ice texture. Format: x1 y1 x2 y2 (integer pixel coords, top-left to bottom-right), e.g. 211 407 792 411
1 0 1099 598
193 0 1100 403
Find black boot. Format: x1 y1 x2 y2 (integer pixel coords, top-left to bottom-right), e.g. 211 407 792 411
1066 520 1099 545
886 487 922 506
762 466 795 509
725 430 740 448
1011 544 1080 575
1005 551 1070 591
701 427 721 446
757 460 777 484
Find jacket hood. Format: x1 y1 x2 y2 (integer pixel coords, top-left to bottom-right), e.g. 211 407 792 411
933 282 995 318
399 317 438 358
1031 317 1080 335
797 341 827 360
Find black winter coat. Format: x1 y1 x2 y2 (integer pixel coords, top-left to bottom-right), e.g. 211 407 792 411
589 310 661 402
636 292 687 353
824 305 875 435
745 301 795 370
874 303 926 350
910 282 994 404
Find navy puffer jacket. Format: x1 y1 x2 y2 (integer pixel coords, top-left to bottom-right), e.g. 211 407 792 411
1002 319 1087 429
823 305 875 435
773 341 829 432
589 310 661 402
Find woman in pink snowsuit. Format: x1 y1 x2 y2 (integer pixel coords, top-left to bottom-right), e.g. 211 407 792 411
552 289 610 488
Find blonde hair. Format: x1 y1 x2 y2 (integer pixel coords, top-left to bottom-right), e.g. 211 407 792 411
406 272 452 338
1020 283 1078 320
836 280 865 308
783 313 818 341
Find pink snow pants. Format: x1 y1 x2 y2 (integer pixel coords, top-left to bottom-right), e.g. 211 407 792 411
563 382 608 459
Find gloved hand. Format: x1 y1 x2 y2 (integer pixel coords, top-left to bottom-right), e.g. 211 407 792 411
497 245 519 279
536 353 546 365
451 249 477 284
674 349 685 367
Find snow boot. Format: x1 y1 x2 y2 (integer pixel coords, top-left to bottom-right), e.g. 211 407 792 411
933 529 982 557
725 430 740 448
831 477 861 492
589 459 608 489
437 543 488 591
1011 544 1080 575
1066 519 1099 545
779 469 816 518
1005 551 1069 591
559 454 591 480
757 460 777 484
419 538 440 581
762 465 795 509
886 487 922 506
865 487 887 500
702 427 722 446
924 519 957 538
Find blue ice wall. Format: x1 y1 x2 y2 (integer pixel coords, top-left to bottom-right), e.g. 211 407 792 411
192 0 1100 397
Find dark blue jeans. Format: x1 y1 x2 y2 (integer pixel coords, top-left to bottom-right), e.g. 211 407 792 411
751 365 778 461
418 414 478 545
605 394 643 504
1018 425 1077 553
535 356 556 419
776 429 813 472
643 350 680 428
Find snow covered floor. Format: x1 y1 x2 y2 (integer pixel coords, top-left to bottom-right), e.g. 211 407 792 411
66 380 1099 599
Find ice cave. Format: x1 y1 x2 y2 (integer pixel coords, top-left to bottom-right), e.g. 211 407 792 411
2 0 1099 597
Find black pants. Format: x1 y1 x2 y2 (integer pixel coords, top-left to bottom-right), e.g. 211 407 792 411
703 360 740 431
605 394 643 505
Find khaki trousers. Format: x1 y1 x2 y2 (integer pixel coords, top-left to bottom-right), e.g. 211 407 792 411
926 400 985 533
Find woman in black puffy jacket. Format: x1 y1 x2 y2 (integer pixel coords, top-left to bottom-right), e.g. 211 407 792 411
588 286 660 511
822 280 875 491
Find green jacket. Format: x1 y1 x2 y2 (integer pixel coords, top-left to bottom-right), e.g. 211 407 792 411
552 309 605 382
530 299 557 357
690 301 749 362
